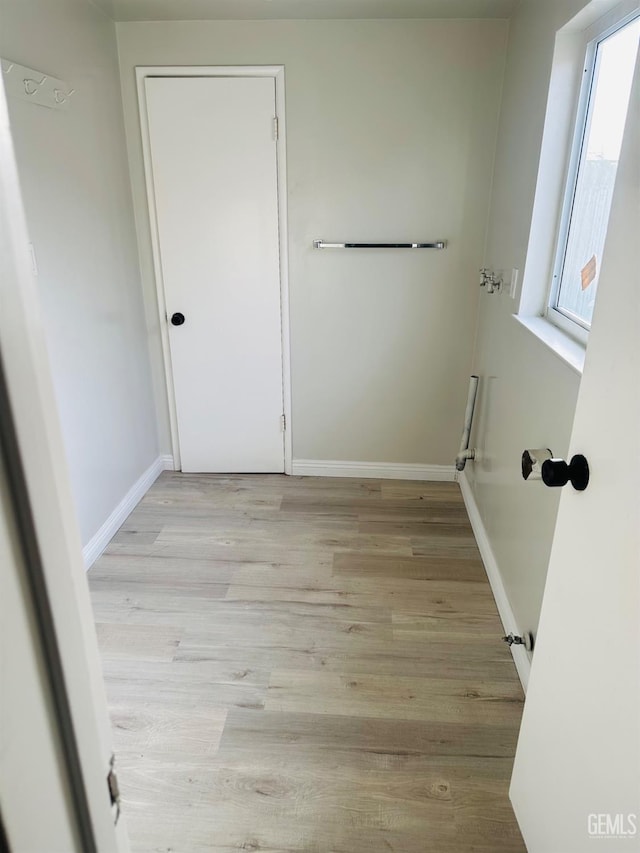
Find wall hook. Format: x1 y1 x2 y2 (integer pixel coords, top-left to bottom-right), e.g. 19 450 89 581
3 60 72 111
54 88 74 104
24 78 41 95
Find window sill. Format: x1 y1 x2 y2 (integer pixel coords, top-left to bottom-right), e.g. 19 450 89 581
513 314 586 376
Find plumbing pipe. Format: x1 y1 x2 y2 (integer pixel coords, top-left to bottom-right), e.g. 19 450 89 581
455 375 479 472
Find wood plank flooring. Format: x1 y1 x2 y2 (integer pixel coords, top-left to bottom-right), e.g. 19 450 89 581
89 473 525 853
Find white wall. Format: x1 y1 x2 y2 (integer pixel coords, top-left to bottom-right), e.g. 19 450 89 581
466 0 624 638
0 0 158 546
116 19 508 466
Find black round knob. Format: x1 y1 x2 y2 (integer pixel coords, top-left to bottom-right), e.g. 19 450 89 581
542 454 589 491
170 312 185 326
541 458 570 487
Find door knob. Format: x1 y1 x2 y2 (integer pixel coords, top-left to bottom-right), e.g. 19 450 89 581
170 312 185 326
521 448 553 481
541 454 589 491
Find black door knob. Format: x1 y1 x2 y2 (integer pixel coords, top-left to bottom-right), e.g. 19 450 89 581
170 312 185 326
541 454 589 491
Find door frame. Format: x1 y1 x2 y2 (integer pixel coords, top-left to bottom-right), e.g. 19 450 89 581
0 64 128 851
136 65 293 474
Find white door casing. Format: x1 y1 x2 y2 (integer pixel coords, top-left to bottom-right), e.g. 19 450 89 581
0 445 80 850
0 67 128 852
510 53 640 852
143 73 288 474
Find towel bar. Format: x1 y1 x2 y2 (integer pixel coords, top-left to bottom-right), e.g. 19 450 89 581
313 239 446 250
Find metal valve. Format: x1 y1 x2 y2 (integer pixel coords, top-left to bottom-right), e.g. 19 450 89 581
479 268 502 293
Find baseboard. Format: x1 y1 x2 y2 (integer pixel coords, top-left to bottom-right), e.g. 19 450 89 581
160 453 176 471
291 459 455 481
458 470 531 692
82 454 172 570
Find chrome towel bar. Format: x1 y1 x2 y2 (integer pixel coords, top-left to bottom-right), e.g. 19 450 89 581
313 239 446 250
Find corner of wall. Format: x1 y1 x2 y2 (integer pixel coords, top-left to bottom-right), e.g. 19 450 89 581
82 454 173 570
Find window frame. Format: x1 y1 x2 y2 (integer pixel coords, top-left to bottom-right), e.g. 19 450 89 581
546 7 640 344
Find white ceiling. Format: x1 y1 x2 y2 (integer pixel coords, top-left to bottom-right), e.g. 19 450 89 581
106 0 516 21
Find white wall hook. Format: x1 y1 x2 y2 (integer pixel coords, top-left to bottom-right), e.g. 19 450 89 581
2 59 72 110
23 77 43 95
54 88 75 104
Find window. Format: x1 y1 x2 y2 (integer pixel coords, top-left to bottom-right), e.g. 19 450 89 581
548 11 640 341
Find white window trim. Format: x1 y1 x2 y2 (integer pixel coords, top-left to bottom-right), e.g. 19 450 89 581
514 315 586 376
545 6 640 343
514 0 640 372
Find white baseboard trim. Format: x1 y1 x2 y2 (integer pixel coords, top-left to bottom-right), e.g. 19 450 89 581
160 453 176 471
291 459 456 481
83 455 172 570
458 470 531 692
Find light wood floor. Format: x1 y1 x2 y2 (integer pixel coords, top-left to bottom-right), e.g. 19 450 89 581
89 473 525 853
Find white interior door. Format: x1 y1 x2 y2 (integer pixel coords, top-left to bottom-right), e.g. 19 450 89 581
510 55 640 851
145 76 285 474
